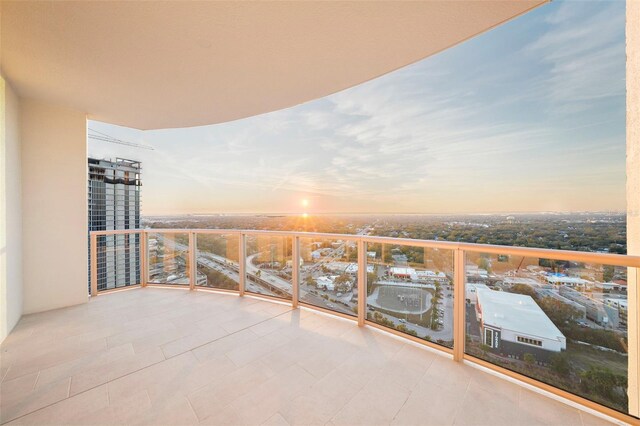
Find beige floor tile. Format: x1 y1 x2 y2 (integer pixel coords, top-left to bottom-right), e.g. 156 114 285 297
0 375 71 423
160 325 230 358
191 328 259 362
68 346 165 396
0 288 618 426
518 389 583 426
132 396 199 425
188 361 275 421
421 355 471 394
35 343 135 389
7 384 109 425
225 333 290 367
453 383 520 426
579 411 623 426
392 378 464 426
3 336 109 382
330 373 411 426
262 412 291 426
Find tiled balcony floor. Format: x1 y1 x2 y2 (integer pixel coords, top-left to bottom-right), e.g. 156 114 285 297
0 288 615 426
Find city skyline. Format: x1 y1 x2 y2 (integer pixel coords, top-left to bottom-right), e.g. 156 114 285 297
89 0 626 216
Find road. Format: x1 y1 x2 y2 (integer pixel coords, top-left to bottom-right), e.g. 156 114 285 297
161 238 355 314
156 227 459 334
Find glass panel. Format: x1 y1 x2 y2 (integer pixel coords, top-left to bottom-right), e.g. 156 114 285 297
366 243 454 347
147 232 190 285
94 232 141 291
299 237 358 317
195 234 240 291
464 251 630 414
245 235 292 299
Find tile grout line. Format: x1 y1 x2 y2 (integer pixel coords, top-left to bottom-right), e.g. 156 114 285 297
448 371 473 426
1 306 295 425
31 371 41 391
163 308 295 360
390 365 431 424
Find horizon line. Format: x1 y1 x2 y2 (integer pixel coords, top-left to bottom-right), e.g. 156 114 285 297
141 210 626 218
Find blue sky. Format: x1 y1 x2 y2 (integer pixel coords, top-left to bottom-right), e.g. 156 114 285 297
89 0 626 215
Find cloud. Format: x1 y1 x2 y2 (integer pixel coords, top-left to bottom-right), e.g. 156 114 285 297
89 0 626 214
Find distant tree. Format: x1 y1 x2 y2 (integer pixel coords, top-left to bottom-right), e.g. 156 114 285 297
603 265 615 283
581 367 627 401
304 275 315 286
367 272 377 294
550 353 570 377
334 274 353 292
523 353 536 366
478 257 491 273
538 297 582 326
509 284 537 299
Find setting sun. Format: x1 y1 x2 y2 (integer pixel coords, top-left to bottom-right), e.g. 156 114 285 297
301 199 309 207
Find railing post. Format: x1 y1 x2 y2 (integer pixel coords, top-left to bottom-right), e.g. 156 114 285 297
357 239 367 326
140 231 148 287
292 236 300 308
189 232 197 290
239 233 246 296
629 266 640 416
90 233 98 297
453 248 465 362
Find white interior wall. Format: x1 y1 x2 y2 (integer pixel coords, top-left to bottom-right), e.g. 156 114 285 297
0 76 23 342
20 98 88 314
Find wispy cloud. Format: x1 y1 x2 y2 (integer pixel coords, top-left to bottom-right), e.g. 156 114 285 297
89 0 626 215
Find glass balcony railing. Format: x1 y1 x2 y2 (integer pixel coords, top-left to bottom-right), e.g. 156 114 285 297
146 231 191 285
245 234 293 300
298 236 359 317
365 241 454 349
195 232 241 291
89 228 640 423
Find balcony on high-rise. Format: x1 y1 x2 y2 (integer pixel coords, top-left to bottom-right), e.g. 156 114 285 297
1 1 640 425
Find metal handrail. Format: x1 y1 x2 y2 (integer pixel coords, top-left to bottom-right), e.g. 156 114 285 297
90 228 640 267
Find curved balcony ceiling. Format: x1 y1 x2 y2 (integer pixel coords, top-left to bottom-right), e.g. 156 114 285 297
1 1 546 130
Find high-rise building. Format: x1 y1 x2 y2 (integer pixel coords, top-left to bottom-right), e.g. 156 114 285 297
88 158 142 291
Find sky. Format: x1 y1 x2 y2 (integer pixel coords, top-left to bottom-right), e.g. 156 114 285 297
89 0 626 216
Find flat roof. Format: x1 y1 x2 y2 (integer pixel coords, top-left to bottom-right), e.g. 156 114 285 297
390 267 416 275
546 276 589 284
477 289 565 342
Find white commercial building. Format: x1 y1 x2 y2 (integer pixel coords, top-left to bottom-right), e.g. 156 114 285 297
389 267 415 279
545 275 592 289
315 276 335 291
412 270 448 284
466 283 490 305
344 263 374 275
476 288 566 359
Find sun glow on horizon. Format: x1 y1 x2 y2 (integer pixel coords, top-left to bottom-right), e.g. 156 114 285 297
89 1 626 216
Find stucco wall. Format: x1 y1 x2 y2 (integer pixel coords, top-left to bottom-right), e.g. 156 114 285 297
0 76 23 342
20 99 88 314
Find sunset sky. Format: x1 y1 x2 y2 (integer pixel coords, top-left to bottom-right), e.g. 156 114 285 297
89 0 626 216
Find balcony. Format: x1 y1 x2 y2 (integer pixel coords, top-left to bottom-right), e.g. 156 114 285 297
2 1 640 425
0 286 617 425
4 228 636 424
